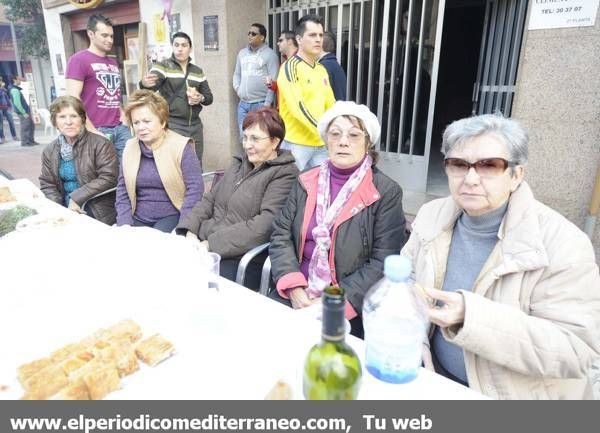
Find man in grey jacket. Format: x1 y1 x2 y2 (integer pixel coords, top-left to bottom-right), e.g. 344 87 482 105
233 23 279 140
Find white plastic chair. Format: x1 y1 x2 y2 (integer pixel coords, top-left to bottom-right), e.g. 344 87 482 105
38 108 56 137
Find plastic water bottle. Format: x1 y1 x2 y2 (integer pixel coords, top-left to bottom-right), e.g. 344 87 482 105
363 255 427 383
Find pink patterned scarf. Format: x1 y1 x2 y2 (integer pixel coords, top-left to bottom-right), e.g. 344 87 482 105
306 155 373 297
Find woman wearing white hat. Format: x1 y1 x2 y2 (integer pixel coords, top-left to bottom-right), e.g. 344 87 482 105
269 101 407 337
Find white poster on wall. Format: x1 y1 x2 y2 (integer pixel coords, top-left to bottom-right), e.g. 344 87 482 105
528 0 599 30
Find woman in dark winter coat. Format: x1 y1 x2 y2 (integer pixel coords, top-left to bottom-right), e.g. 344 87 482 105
39 96 118 225
177 107 298 287
269 101 407 337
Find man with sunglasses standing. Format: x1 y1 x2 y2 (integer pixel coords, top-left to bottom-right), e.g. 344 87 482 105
401 114 600 399
276 30 298 63
233 24 279 140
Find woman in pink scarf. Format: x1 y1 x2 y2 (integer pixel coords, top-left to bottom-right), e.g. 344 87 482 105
269 101 407 337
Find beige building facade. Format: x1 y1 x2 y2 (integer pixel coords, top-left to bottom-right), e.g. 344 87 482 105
512 8 600 259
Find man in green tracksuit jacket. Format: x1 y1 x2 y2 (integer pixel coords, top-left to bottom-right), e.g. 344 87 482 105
139 31 213 161
8 75 37 147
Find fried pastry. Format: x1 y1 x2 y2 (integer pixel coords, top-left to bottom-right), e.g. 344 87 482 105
59 357 88 377
96 338 139 377
0 186 15 203
21 365 68 399
135 334 175 366
76 349 95 362
106 320 142 343
16 319 174 399
82 363 120 400
17 358 52 386
49 378 90 400
265 380 293 400
50 343 87 363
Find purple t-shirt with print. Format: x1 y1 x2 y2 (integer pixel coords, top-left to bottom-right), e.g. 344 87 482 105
66 50 121 128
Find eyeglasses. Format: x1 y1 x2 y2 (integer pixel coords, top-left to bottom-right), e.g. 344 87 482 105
326 128 367 144
248 31 259 36
242 135 270 144
444 158 516 178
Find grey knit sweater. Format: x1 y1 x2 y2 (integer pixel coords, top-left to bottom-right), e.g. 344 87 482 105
431 201 508 384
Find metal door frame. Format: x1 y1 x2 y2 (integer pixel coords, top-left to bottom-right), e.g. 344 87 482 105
472 0 528 116
266 0 448 193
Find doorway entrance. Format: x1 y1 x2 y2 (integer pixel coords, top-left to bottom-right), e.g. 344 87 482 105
428 0 487 197
428 0 528 201
266 0 528 212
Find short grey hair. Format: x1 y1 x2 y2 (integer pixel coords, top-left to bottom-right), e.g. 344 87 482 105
441 114 528 165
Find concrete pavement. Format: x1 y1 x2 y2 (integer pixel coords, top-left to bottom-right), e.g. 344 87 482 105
0 127 55 186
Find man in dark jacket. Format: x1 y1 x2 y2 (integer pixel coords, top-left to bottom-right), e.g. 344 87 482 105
8 75 38 147
319 32 347 101
0 77 17 143
140 31 213 160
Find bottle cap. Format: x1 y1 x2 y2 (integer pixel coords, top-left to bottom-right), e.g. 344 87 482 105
384 255 411 282
322 286 346 341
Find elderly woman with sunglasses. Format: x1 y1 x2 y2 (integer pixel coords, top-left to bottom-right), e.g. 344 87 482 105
401 114 600 399
176 107 298 287
269 101 407 337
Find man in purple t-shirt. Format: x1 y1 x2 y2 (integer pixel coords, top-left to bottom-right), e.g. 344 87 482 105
66 14 131 159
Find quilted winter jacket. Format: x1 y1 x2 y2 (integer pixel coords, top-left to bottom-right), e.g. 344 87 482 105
39 130 118 225
401 181 600 399
270 165 407 315
139 55 213 127
176 150 298 258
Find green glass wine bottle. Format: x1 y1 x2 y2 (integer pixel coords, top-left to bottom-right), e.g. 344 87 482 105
303 286 362 400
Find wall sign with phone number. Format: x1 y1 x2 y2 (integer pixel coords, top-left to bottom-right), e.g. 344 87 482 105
528 0 599 30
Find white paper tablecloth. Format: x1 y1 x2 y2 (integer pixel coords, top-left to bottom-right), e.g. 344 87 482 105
0 178 486 400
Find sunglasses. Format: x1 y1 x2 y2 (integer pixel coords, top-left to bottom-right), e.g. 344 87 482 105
444 158 516 178
248 31 259 36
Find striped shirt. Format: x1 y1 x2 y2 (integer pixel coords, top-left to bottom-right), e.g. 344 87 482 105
277 55 335 147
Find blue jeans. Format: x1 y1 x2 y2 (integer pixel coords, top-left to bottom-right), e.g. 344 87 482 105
133 215 179 233
0 109 17 139
237 101 265 140
280 140 328 170
98 123 132 161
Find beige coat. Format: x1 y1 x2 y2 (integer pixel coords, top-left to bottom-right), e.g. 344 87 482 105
401 182 600 399
122 129 189 214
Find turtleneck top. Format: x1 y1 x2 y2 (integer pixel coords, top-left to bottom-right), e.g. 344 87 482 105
300 159 364 278
431 200 509 385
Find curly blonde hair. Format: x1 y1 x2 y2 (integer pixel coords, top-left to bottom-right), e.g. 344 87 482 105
124 89 169 127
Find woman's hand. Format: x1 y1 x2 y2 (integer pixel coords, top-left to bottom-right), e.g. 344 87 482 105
185 231 209 252
68 200 85 214
310 296 322 306
141 73 159 87
186 87 204 105
423 286 465 328
185 230 198 241
289 287 313 309
422 344 434 371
